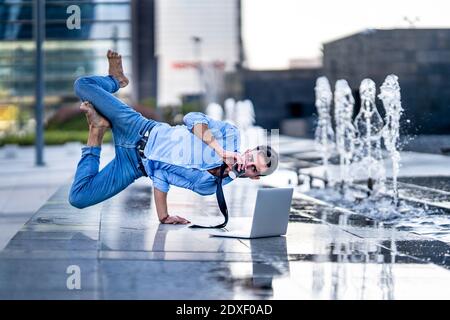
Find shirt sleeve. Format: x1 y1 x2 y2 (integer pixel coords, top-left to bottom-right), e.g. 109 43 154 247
229 126 241 152
183 112 211 132
151 169 170 193
183 112 239 152
183 112 234 132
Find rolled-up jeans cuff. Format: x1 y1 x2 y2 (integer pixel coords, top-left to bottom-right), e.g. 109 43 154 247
108 75 120 93
81 146 101 157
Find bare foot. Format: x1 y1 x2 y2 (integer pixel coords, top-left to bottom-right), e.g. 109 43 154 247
80 102 111 129
107 49 129 88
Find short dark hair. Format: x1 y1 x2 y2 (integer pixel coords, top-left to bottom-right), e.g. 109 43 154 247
256 145 279 176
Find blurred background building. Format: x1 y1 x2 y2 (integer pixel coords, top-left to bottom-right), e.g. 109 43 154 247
227 28 450 136
0 0 132 138
225 67 320 136
0 1 450 144
131 0 156 104
156 0 243 107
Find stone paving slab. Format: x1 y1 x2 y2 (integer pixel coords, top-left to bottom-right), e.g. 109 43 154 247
0 144 115 251
1 257 449 300
1 175 450 299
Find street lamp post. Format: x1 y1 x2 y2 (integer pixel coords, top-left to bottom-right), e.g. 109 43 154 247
34 0 45 166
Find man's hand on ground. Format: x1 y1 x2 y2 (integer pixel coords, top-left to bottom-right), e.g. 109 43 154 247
161 215 191 225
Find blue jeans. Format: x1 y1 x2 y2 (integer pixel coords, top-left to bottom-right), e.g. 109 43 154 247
69 75 157 209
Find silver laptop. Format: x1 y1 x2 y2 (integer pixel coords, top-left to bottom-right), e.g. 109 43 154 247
209 188 293 239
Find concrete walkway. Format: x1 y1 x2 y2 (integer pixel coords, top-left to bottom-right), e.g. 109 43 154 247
1 177 450 299
1 138 450 299
0 144 114 250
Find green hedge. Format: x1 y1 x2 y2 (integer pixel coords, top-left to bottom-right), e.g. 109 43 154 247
46 113 90 131
0 130 112 146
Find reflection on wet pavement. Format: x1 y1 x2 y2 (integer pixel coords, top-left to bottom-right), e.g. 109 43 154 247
398 176 450 193
1 177 450 300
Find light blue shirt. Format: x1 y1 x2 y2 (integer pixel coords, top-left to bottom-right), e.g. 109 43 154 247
142 112 240 195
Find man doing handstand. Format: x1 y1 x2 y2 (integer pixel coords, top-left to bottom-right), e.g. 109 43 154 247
69 50 279 225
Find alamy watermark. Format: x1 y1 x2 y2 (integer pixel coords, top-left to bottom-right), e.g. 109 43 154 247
66 5 81 30
66 265 81 290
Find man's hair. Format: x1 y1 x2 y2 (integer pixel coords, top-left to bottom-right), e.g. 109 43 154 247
255 145 279 176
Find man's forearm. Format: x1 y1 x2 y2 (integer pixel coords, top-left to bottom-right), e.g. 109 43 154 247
154 188 169 222
192 123 224 157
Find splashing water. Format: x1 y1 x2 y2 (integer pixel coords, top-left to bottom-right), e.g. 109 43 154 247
353 79 385 194
379 75 403 206
306 76 450 242
224 98 236 125
334 80 356 192
314 76 335 186
205 102 224 121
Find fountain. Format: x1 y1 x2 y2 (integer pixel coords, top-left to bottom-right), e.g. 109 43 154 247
308 74 407 206
353 79 385 194
235 99 266 151
334 80 356 192
235 99 255 130
205 102 224 121
219 98 269 152
301 74 450 245
224 98 236 125
314 77 335 186
379 75 403 206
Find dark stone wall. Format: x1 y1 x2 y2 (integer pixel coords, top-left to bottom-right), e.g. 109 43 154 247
323 29 450 134
231 68 321 130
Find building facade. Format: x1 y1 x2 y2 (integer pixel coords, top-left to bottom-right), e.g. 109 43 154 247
156 0 242 107
0 0 132 131
131 0 157 104
0 0 133 96
323 29 450 134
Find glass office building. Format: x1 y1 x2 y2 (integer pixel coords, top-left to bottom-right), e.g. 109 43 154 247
0 0 132 132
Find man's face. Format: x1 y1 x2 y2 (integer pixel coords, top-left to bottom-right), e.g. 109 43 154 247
242 149 269 180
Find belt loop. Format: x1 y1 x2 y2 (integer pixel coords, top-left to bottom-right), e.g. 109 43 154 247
137 128 151 157
136 128 152 177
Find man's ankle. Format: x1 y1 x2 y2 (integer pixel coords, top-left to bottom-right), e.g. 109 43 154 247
87 126 107 146
89 125 108 132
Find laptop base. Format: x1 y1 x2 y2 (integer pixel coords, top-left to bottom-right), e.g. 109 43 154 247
209 230 282 239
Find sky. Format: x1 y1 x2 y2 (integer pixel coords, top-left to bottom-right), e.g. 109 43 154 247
242 0 450 69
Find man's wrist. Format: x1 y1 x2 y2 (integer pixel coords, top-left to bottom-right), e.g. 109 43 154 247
215 146 225 158
159 215 169 223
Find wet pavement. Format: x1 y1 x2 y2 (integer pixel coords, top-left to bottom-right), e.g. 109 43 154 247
1 136 450 299
0 144 114 250
1 175 450 300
